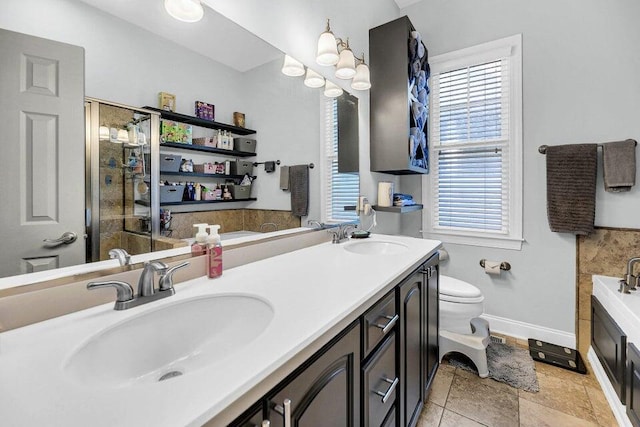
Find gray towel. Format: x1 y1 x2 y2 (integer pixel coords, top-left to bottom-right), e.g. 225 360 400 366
603 139 636 192
289 165 309 217
280 166 290 191
546 144 597 235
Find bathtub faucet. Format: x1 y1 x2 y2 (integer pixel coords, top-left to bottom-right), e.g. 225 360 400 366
623 257 640 291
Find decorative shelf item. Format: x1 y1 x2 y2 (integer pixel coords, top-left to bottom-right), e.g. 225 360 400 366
143 106 256 135
373 204 423 213
159 142 256 158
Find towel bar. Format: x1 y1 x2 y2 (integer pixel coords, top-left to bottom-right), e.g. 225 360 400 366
538 140 637 154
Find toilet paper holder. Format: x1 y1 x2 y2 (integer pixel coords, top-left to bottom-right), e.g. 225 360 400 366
479 259 511 271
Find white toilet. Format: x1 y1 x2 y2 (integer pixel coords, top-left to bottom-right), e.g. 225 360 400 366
439 275 491 377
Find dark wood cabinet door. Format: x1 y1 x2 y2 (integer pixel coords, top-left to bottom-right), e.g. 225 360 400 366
424 253 440 395
592 295 627 403
267 321 360 427
627 343 640 427
399 270 423 427
228 402 264 427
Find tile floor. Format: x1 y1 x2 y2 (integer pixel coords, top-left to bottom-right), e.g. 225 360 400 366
417 336 618 427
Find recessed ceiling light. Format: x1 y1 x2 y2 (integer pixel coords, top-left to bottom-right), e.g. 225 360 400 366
164 0 204 23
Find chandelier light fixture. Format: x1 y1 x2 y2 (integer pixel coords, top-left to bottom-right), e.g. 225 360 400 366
164 0 204 23
281 55 305 77
315 19 371 90
280 19 371 97
304 68 326 88
324 80 344 98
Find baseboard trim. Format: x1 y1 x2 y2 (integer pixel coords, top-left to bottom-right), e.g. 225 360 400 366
587 347 632 427
480 314 575 348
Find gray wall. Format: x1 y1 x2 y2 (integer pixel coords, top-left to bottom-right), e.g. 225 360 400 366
401 0 640 334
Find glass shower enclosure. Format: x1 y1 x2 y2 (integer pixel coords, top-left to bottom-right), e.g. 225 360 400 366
85 98 160 262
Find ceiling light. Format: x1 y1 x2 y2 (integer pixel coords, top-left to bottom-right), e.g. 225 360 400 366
304 68 325 88
324 80 343 98
281 55 305 77
316 19 339 66
351 63 371 90
164 0 204 23
335 43 356 79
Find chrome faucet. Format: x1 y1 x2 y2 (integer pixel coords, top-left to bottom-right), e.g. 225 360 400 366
87 260 189 310
138 261 168 297
307 220 325 229
330 224 356 244
108 248 131 267
622 257 640 292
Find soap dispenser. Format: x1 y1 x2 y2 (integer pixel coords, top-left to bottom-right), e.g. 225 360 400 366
191 223 208 256
206 224 223 279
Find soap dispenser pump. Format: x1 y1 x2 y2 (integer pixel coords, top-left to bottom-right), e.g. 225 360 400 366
191 223 208 256
206 224 223 279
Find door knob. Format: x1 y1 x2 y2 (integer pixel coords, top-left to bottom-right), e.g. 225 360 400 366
43 231 78 246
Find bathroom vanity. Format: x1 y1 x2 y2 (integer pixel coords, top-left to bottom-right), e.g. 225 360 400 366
0 234 441 427
590 275 640 426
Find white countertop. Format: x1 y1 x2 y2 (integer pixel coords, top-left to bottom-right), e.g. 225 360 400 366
0 234 440 426
592 275 640 346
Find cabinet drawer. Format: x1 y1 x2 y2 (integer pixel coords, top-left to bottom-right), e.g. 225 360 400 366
592 295 627 403
363 332 398 427
628 343 640 427
363 291 398 357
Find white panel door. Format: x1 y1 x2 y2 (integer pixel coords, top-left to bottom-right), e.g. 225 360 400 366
0 29 85 278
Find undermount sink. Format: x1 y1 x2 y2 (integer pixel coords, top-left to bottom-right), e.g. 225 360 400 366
63 294 274 388
343 240 409 255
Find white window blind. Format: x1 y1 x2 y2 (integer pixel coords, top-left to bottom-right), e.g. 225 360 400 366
426 35 522 249
323 98 359 222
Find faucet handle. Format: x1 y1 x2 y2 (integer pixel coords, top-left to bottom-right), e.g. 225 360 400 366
87 281 134 309
159 261 190 291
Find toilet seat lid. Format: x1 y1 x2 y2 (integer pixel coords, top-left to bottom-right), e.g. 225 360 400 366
439 275 484 303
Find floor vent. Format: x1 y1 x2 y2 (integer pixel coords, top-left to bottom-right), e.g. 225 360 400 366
490 335 506 344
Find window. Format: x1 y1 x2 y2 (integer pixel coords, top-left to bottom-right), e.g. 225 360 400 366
322 97 359 223
424 34 522 249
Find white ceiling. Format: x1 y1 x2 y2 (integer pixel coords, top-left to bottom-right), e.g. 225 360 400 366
393 0 423 9
77 0 283 72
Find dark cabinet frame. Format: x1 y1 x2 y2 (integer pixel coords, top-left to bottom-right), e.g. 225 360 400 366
592 295 627 403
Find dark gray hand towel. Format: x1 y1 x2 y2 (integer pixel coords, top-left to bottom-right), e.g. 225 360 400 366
289 165 309 217
602 139 636 192
546 144 597 235
280 165 290 191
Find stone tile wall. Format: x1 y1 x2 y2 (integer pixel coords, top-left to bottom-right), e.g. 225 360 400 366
169 209 301 239
576 227 640 355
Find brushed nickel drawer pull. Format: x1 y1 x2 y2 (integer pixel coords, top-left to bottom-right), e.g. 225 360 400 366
374 377 399 403
273 398 292 427
373 314 399 334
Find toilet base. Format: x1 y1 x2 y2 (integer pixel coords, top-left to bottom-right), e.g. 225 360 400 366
439 317 491 378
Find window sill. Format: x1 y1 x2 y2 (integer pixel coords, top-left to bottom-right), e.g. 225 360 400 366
425 232 523 250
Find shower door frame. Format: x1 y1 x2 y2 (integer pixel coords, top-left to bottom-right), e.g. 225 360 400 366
85 98 160 262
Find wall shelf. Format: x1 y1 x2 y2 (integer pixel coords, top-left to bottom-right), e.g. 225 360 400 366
160 171 255 180
373 204 423 213
160 142 256 158
143 106 256 135
136 198 257 207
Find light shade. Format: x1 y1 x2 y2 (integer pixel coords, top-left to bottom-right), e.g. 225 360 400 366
324 80 343 98
304 68 325 88
281 55 305 77
164 0 204 23
335 48 356 79
316 32 339 66
351 63 371 90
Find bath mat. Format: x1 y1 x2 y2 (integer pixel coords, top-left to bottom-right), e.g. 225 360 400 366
447 342 539 392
